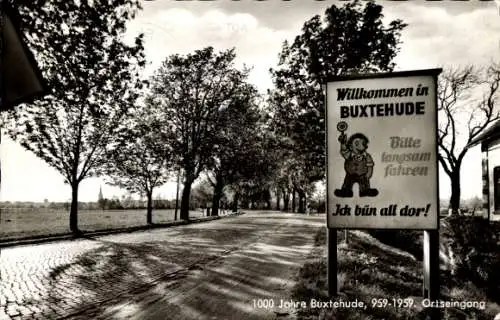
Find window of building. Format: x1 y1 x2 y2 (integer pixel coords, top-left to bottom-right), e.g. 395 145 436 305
494 166 500 212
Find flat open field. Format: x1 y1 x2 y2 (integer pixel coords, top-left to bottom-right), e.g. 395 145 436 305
0 208 216 241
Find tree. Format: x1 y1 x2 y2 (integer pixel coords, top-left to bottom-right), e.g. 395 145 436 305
222 117 281 213
263 99 317 213
438 64 500 215
148 47 252 220
190 179 213 211
280 156 314 213
1 0 146 233
205 82 264 216
269 0 407 183
104 107 172 224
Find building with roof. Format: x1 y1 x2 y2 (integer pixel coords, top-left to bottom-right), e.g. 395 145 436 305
467 120 500 221
2 2 48 111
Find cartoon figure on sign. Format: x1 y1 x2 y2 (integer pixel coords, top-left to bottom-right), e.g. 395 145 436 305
334 121 379 198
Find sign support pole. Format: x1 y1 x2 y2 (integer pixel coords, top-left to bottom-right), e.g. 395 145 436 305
327 228 337 297
423 229 440 319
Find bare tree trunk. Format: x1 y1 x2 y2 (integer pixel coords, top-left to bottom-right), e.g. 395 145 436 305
211 179 224 217
146 191 153 224
241 197 249 209
180 180 193 220
174 169 180 220
69 182 80 234
298 190 305 213
292 188 296 213
276 188 281 211
265 189 271 210
211 197 220 216
232 192 239 213
283 191 290 211
449 171 461 215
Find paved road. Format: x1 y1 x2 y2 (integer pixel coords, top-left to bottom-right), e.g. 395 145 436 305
0 212 323 320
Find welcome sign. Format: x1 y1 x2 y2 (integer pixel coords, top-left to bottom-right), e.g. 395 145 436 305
326 69 441 230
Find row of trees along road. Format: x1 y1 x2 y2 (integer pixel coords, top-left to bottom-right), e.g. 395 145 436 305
1 0 270 233
266 0 407 212
146 47 271 220
2 0 496 235
267 0 500 216
0 0 412 233
2 0 147 234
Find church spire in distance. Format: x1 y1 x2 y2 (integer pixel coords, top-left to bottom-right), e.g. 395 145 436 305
98 185 104 202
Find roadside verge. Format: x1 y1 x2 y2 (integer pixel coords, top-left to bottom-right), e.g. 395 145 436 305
290 228 499 320
0 212 245 248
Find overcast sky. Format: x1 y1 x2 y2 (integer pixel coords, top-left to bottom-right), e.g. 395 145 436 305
1 0 499 203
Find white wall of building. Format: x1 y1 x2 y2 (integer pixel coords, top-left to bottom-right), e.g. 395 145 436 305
487 139 500 221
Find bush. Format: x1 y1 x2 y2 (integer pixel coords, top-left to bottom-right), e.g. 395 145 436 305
440 216 499 257
310 199 325 213
439 216 500 302
367 229 423 260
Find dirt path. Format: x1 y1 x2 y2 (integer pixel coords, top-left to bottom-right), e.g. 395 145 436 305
71 213 324 320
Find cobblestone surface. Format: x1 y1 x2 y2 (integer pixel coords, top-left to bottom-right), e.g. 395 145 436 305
0 241 102 319
0 212 316 319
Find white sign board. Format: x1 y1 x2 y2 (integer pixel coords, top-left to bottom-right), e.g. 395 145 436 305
326 69 441 229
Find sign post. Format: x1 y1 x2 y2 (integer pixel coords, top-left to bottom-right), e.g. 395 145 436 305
424 229 441 318
325 69 442 314
327 228 337 296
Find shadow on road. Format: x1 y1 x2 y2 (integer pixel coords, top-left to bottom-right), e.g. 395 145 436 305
47 215 322 320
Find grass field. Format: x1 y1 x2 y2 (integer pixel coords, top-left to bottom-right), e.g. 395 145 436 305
0 208 215 241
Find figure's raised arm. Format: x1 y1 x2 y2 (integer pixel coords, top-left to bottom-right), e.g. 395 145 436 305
340 144 350 159
338 134 349 159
